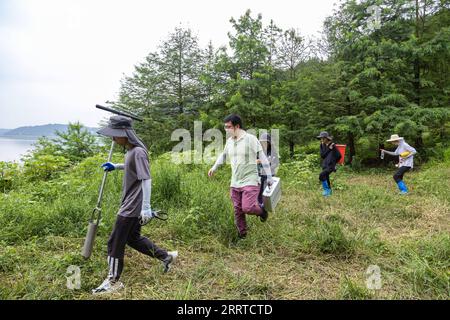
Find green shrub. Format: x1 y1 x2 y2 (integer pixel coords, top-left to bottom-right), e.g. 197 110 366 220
298 140 319 155
0 162 21 192
278 154 320 188
350 155 362 171
23 155 70 181
355 136 378 164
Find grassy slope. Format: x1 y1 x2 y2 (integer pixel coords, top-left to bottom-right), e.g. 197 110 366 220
0 155 449 299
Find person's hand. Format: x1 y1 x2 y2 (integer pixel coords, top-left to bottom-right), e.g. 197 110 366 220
380 149 385 153
256 159 262 164
267 177 274 187
208 168 215 177
101 162 115 172
139 209 154 225
329 143 335 150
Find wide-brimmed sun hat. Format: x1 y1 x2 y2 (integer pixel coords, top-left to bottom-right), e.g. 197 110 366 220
97 116 133 138
97 115 148 151
386 134 404 142
316 131 333 140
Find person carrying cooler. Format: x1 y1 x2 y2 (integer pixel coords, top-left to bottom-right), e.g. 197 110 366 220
92 115 178 294
208 114 274 239
317 131 341 197
257 132 279 205
380 134 417 195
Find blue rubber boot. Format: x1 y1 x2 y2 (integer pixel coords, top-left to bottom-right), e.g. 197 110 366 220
397 180 408 194
321 181 332 197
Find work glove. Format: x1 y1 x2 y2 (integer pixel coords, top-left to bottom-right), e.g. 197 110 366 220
139 209 155 226
101 162 116 172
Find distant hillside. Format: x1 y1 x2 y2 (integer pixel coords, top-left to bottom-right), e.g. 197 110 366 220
0 124 98 138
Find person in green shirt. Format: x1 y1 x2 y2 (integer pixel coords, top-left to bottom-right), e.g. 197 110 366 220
208 114 273 239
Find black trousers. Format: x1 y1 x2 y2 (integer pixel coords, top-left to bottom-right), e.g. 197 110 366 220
393 166 411 183
107 215 168 281
319 168 333 188
258 175 268 204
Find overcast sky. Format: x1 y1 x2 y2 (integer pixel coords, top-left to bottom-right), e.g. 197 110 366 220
0 0 338 129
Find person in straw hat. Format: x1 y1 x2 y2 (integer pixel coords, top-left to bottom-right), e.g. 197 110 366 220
92 115 178 294
317 131 342 197
380 134 417 195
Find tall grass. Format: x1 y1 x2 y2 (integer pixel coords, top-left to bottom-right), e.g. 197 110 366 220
0 152 448 299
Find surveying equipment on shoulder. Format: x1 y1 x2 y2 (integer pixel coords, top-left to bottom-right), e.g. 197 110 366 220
81 105 143 259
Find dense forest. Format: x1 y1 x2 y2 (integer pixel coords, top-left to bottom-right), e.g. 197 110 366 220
109 0 450 166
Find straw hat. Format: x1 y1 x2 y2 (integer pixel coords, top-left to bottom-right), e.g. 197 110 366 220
386 134 403 142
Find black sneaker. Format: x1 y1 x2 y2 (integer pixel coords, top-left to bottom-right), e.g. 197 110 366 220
162 251 178 273
259 205 268 222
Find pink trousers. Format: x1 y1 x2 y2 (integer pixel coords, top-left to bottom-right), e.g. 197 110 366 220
230 185 263 235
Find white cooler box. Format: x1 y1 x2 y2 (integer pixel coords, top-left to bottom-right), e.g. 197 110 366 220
262 177 281 212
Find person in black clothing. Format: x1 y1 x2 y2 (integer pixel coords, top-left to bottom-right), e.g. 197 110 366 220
317 131 341 197
257 132 279 205
91 116 178 295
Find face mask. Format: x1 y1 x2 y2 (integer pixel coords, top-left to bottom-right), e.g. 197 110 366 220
225 128 234 136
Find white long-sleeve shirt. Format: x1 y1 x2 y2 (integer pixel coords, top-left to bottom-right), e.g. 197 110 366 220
383 140 417 168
